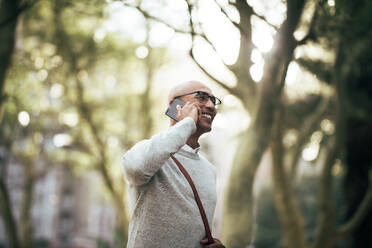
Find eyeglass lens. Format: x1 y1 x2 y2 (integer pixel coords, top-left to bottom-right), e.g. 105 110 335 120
196 91 217 105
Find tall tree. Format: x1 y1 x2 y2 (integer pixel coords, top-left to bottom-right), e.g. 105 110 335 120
0 2 35 247
300 1 372 247
0 0 20 122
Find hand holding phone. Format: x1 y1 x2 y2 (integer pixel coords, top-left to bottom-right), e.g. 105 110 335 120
165 99 186 121
165 99 199 123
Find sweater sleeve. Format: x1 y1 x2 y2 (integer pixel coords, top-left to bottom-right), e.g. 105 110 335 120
121 117 196 186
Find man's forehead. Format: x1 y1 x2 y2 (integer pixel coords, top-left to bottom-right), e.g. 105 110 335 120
179 83 211 94
168 81 212 101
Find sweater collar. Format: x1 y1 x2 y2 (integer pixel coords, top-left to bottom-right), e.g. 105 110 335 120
181 144 200 154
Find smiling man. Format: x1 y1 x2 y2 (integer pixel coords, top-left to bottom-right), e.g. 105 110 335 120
121 81 225 248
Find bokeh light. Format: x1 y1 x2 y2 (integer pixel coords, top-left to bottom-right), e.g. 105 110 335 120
18 111 30 126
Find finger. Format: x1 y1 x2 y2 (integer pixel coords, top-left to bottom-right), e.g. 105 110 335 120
191 103 200 117
200 238 209 244
184 101 192 107
190 102 199 112
188 102 195 107
181 102 192 112
202 238 221 247
197 105 202 116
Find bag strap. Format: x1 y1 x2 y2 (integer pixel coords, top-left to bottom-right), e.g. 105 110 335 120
170 155 214 244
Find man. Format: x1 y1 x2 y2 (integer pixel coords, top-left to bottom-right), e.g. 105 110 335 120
121 81 225 248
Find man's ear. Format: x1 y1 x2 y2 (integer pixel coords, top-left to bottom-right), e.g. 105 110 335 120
169 99 174 105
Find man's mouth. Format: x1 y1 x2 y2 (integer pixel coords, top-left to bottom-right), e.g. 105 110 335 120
201 113 213 121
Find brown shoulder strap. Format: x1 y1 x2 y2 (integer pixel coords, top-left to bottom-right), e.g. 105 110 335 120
170 155 214 244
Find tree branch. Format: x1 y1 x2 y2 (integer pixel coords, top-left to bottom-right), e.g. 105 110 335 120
189 48 241 97
128 2 234 71
334 170 372 239
313 136 339 248
123 3 193 35
289 97 330 180
186 1 241 98
234 0 279 32
214 0 246 36
126 1 241 98
296 0 318 46
75 79 116 192
252 13 279 31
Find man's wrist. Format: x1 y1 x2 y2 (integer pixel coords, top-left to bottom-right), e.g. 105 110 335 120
173 116 197 137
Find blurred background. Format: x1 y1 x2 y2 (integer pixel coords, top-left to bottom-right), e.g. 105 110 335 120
0 0 371 247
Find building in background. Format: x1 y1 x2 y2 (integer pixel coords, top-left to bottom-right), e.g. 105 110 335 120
0 160 116 248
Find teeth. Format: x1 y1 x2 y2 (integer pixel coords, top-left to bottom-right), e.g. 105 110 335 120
201 114 212 119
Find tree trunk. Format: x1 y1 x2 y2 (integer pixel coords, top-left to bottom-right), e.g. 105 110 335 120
223 26 299 248
223 128 261 246
223 0 306 244
20 161 35 248
271 104 306 248
223 52 289 247
0 0 21 122
0 177 21 248
313 40 345 248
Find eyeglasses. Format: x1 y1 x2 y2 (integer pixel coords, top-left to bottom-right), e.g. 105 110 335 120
174 91 222 106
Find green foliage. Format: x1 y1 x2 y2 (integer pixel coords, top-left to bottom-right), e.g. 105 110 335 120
97 238 112 248
114 226 127 248
4 0 162 166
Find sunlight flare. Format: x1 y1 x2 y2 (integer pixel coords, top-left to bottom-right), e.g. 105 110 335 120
18 111 30 126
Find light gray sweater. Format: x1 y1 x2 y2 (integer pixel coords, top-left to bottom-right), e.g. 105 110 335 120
121 117 217 248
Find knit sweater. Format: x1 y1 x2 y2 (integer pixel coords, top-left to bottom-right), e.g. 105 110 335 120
121 117 217 248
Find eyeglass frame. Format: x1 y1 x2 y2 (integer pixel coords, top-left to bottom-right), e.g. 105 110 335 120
173 91 222 106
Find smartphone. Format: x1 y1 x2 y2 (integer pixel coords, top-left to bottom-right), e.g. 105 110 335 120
165 99 186 121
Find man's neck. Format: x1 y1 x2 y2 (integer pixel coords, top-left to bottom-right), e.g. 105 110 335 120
186 133 201 149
